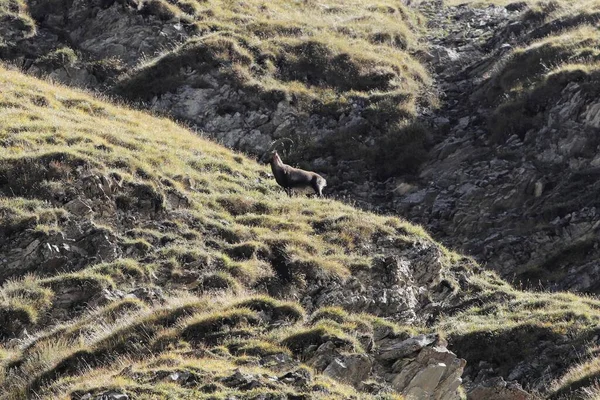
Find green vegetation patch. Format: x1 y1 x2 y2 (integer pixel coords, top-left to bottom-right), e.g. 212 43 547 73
485 26 600 104
550 353 600 399
116 0 427 101
440 272 600 384
181 307 263 345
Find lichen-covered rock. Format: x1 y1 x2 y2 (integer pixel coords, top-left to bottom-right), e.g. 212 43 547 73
371 334 466 400
323 354 373 387
300 238 457 324
27 0 190 65
391 346 465 400
378 334 437 361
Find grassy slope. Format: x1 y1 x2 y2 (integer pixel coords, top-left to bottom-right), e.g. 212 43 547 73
119 0 429 103
2 67 600 398
0 47 600 398
0 66 434 285
441 271 600 394
0 66 432 399
0 0 432 179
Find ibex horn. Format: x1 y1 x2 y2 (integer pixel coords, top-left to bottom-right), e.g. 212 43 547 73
267 138 294 152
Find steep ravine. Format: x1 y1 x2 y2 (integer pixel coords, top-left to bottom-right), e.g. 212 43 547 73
378 0 600 294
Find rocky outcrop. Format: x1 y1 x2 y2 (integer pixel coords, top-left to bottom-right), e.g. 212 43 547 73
0 220 121 281
150 82 313 155
81 391 129 400
377 334 466 400
299 239 460 323
7 1 190 89
26 0 191 65
0 163 168 282
296 332 466 399
142 68 407 167
322 353 373 387
406 79 600 293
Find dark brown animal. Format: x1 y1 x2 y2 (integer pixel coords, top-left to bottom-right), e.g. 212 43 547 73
263 149 327 197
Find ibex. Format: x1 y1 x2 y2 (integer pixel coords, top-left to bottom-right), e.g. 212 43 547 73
260 139 327 197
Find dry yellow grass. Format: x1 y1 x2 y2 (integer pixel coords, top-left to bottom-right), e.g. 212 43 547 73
120 0 431 103
550 355 600 398
0 66 433 399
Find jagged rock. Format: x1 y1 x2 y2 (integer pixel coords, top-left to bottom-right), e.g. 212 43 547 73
434 116 451 126
27 1 190 65
403 363 446 399
301 238 453 324
467 377 530 400
149 79 382 158
169 371 191 382
458 117 470 129
64 198 93 217
47 66 99 88
221 369 262 390
378 334 438 360
429 45 461 65
260 352 296 370
380 0 600 302
323 354 372 387
90 391 129 400
383 338 465 400
0 221 121 282
307 341 339 371
279 368 311 387
127 287 164 303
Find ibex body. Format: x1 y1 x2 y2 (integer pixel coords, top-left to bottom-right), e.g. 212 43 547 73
269 151 326 197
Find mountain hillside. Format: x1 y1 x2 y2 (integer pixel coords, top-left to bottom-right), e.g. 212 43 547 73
5 0 600 399
0 66 461 399
6 0 600 295
3 67 600 399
